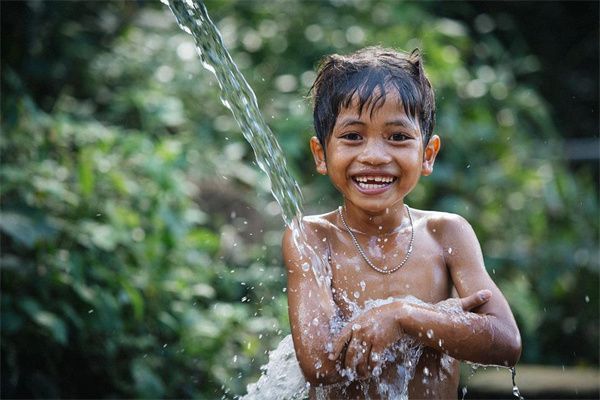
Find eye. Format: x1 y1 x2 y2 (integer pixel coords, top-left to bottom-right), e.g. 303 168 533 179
341 132 362 141
389 133 411 142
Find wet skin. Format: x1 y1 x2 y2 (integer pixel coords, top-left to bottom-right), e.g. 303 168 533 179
284 94 521 399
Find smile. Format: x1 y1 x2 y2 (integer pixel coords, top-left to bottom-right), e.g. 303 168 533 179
352 175 397 193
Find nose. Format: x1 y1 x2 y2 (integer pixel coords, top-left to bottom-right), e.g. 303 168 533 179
356 138 392 165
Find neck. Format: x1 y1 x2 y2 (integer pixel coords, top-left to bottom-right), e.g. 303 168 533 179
340 201 409 236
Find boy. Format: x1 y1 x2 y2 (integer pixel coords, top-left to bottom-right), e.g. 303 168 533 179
283 47 521 399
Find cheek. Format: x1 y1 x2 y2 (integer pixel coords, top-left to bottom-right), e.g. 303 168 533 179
398 152 421 167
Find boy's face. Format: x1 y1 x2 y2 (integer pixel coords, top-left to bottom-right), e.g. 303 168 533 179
310 92 440 214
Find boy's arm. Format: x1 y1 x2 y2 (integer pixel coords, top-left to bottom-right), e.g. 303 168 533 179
283 224 342 385
331 214 521 375
399 214 522 366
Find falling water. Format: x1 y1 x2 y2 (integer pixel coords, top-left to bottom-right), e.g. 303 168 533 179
511 367 524 400
164 0 330 290
164 0 301 226
164 0 329 397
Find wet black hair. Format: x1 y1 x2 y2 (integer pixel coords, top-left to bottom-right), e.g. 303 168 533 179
311 46 436 147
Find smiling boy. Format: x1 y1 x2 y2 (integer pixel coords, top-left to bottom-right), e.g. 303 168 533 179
283 47 521 399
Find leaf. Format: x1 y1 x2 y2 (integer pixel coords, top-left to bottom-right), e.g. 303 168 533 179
121 280 145 321
21 298 68 345
186 228 220 254
0 210 57 248
131 358 165 399
78 147 95 197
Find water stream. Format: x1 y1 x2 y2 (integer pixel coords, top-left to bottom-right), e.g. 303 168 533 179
164 1 523 398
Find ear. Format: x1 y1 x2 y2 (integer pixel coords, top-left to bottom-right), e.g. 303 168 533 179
421 135 440 176
310 136 327 175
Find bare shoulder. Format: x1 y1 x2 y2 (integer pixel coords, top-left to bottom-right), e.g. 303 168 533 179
301 210 340 235
411 208 475 246
282 210 339 259
412 208 485 275
410 208 469 230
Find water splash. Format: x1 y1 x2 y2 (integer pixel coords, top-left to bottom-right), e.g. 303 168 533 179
164 0 330 285
243 335 308 400
241 296 468 400
165 0 302 224
460 362 525 400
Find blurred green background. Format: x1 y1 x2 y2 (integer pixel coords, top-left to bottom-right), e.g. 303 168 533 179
1 0 598 398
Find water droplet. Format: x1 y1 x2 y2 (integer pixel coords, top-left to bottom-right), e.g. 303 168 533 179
423 366 430 376
312 317 319 325
163 343 168 348
438 339 443 347
352 323 361 331
282 287 287 292
301 262 310 272
233 355 238 362
353 291 360 299
448 247 453 254
585 295 590 303
426 329 434 339
88 309 94 314
512 386 520 398
360 281 366 291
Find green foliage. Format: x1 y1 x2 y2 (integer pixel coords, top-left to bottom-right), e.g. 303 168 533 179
1 0 597 398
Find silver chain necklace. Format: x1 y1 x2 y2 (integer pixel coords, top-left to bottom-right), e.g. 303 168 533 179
338 204 414 274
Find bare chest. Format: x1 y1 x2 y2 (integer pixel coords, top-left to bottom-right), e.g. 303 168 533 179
327 227 452 317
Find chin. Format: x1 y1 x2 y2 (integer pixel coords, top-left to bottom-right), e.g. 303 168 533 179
350 199 399 215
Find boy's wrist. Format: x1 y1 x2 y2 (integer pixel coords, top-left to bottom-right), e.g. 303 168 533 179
393 301 410 329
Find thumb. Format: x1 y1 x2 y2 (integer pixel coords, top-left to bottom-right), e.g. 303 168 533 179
460 289 492 311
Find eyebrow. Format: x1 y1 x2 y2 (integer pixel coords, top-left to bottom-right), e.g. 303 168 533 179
338 118 365 128
337 117 416 129
384 119 415 129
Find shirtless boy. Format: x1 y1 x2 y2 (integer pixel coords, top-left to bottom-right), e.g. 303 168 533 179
283 47 521 399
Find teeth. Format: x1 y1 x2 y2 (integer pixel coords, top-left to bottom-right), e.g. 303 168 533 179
354 176 394 183
354 175 396 190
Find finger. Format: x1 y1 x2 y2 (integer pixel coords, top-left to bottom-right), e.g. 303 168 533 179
461 289 492 311
330 327 352 360
345 338 361 375
356 341 372 379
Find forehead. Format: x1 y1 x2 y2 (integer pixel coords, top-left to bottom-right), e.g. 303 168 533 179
336 90 417 125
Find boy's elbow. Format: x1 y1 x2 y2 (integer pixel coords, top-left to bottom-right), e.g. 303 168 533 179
488 320 521 367
299 360 340 386
500 330 522 367
508 332 522 366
